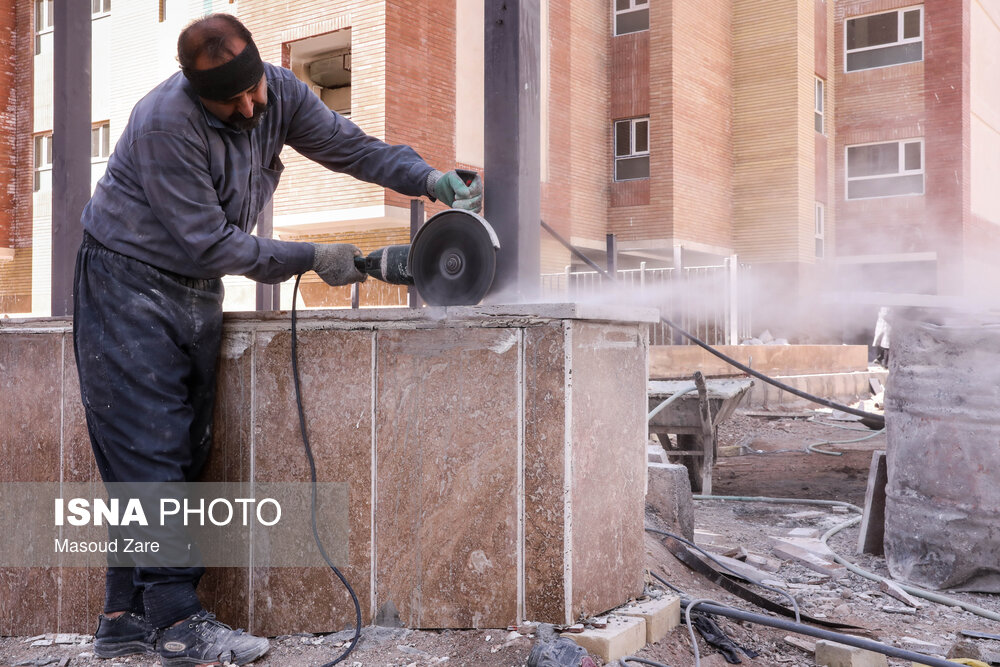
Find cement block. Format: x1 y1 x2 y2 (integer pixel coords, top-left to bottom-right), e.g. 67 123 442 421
562 615 646 662
646 462 694 541
815 639 888 667
618 595 680 644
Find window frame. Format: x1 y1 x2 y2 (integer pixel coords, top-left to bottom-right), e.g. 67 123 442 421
815 203 825 258
814 77 825 135
91 0 111 17
613 0 649 37
33 132 53 193
34 0 53 55
844 6 923 73
91 122 111 162
845 138 924 200
613 116 650 182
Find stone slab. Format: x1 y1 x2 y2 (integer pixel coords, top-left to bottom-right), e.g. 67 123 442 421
375 327 520 629
815 639 888 667
251 329 374 636
569 323 647 618
650 344 870 379
646 463 694 541
562 615 646 662
523 323 569 624
618 595 680 644
857 451 887 556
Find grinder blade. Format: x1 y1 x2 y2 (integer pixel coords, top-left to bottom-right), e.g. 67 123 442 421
409 210 500 306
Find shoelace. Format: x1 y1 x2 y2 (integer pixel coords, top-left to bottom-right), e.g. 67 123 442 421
191 612 247 635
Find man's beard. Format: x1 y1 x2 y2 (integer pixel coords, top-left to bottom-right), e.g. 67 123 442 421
227 100 269 131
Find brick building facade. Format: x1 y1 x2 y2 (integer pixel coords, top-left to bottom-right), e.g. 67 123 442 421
1 0 998 336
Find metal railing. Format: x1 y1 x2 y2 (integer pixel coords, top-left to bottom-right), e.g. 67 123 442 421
541 258 752 346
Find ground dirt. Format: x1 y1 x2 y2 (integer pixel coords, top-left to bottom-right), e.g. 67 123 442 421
3 412 999 667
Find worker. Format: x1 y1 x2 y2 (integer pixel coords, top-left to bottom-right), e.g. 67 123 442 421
72 13 482 667
872 306 891 369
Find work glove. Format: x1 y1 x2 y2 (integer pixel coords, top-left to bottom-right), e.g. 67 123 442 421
311 243 367 286
427 169 483 213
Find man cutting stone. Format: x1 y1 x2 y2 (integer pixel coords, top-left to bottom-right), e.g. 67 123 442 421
73 13 481 667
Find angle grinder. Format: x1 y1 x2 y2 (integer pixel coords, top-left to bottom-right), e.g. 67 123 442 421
353 208 500 306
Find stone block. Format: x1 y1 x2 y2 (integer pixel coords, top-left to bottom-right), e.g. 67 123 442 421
618 595 680 644
562 615 646 662
646 462 694 541
815 640 888 667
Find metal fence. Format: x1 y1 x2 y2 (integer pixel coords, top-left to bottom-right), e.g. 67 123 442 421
541 258 752 346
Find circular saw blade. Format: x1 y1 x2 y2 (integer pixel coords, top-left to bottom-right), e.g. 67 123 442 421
409 210 499 306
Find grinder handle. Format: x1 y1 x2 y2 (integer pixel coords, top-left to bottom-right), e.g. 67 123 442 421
454 169 479 187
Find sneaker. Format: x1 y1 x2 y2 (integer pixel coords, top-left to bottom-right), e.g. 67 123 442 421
157 611 269 666
94 612 157 658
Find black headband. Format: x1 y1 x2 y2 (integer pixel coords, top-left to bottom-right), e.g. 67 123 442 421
183 41 264 101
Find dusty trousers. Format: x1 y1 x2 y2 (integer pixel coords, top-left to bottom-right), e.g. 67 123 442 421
72 232 224 628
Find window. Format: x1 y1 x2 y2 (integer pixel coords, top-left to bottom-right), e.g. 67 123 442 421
33 133 53 193
846 139 923 199
92 0 110 16
845 7 922 72
34 0 53 55
814 78 824 134
288 30 352 116
614 0 649 36
91 122 110 160
815 203 825 258
614 117 649 181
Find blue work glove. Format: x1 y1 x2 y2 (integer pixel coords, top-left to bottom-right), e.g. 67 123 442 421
427 169 483 213
311 243 367 286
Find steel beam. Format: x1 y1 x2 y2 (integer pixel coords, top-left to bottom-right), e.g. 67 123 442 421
484 0 540 302
51 1 91 316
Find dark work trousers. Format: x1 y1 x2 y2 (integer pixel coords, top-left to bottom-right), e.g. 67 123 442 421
73 232 223 629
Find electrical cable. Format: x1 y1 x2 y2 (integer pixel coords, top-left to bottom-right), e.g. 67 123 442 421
806 427 885 456
291 274 362 665
540 220 886 427
684 598 725 667
678 598 964 667
694 494 1000 623
619 656 673 667
645 527 800 623
650 570 687 596
820 515 1000 623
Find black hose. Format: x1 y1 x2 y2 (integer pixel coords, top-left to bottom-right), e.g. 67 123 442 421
619 657 673 667
291 275 362 665
540 220 886 427
681 599 959 667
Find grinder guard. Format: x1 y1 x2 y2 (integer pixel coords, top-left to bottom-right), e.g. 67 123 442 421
409 210 500 306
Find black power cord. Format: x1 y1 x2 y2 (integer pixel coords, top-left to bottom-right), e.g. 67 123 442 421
290 274 362 665
540 220 886 428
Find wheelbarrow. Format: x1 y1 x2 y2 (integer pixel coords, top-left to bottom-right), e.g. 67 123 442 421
648 372 754 494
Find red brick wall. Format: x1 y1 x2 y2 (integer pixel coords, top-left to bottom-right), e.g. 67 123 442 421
384 0 455 215
835 0 933 258
670 0 732 249
924 0 970 294
0 0 14 250
0 0 34 313
816 0 828 78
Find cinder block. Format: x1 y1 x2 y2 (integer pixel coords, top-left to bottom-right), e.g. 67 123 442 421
561 615 646 662
815 639 888 667
646 462 694 540
618 595 680 644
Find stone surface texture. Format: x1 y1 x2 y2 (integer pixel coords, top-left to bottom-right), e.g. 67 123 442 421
0 307 649 634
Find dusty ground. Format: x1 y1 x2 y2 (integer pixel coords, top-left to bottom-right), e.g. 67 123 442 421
3 411 1000 667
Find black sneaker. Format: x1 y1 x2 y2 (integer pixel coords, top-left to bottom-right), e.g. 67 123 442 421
157 611 269 666
94 612 157 658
